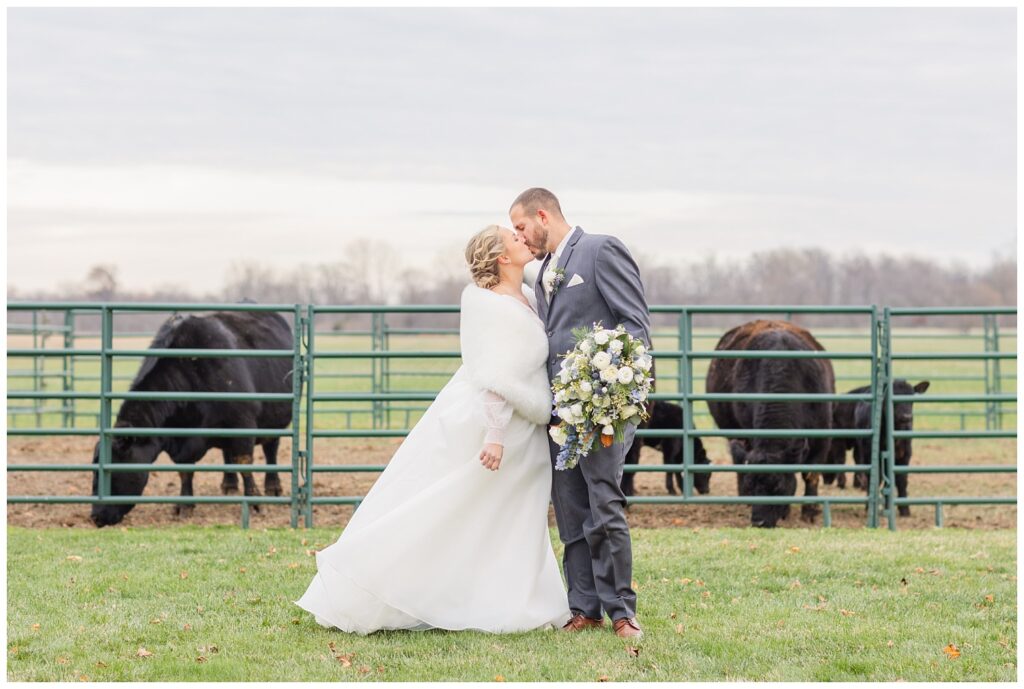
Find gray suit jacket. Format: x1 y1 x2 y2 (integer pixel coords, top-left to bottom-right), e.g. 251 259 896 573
535 227 652 385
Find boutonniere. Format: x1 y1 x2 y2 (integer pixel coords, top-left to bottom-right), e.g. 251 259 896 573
544 266 566 296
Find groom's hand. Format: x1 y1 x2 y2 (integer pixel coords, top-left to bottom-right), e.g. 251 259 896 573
479 443 504 471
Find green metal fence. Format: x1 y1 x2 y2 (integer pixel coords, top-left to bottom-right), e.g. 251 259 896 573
6 302 1017 530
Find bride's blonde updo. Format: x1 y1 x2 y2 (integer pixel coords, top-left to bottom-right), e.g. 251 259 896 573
465 225 506 289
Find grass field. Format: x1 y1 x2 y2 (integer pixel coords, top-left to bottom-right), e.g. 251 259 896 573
6 525 1016 681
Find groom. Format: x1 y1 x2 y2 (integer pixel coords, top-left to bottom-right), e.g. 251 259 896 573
510 188 652 641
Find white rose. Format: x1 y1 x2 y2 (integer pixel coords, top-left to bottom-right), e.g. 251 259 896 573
617 366 634 384
554 390 567 404
636 344 647 356
602 425 614 435
580 339 593 354
634 372 645 384
549 424 568 446
592 395 608 407
557 407 574 423
600 367 619 383
580 380 593 393
621 405 639 419
609 339 624 354
570 403 584 420
594 331 609 345
638 354 652 371
597 415 612 426
591 351 612 370
559 368 572 384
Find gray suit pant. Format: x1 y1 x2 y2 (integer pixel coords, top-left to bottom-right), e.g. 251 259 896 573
549 424 637 621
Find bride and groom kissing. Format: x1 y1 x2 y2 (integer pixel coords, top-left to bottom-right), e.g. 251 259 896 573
296 187 652 641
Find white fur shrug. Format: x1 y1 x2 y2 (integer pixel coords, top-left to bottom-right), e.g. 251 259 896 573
459 283 553 425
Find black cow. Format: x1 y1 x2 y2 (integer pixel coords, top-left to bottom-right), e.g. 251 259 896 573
706 320 835 528
827 380 929 517
621 400 711 497
90 311 295 527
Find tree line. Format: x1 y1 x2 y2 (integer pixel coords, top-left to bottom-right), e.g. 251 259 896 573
8 240 1016 331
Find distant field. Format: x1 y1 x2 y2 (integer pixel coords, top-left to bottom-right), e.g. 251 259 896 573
6 326 1018 432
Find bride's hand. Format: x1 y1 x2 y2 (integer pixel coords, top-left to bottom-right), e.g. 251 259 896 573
480 443 504 471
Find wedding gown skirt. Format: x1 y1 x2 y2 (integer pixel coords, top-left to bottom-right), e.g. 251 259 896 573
295 366 571 635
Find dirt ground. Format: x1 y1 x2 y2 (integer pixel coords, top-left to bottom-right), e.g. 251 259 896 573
6 435 1016 531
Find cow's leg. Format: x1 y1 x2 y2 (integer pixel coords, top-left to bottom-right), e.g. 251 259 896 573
800 472 821 523
261 438 283 497
895 466 911 517
224 444 261 513
173 470 195 519
800 437 829 523
221 463 240 495
662 439 680 495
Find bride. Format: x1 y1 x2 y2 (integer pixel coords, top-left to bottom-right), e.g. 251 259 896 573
294 225 571 634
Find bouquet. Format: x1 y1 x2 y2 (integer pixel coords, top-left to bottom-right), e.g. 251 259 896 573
548 322 654 470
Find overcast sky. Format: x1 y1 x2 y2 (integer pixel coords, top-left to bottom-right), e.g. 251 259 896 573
7 7 1016 294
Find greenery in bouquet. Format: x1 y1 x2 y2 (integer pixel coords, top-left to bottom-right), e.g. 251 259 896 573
548 322 654 470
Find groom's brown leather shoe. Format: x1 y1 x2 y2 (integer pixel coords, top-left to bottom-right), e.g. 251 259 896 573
561 612 604 632
613 617 644 640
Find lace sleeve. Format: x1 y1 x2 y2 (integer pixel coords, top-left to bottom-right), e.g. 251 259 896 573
481 389 515 446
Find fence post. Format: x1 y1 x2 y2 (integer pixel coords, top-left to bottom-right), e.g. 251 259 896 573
304 305 316 528
371 313 383 430
290 305 304 529
866 306 885 528
63 309 75 429
883 308 898 531
680 310 694 498
98 306 114 502
991 317 1002 430
32 310 41 428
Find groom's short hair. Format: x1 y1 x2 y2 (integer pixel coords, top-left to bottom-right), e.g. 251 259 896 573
510 187 564 219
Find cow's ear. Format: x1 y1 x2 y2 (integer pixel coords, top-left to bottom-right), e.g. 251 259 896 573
913 380 931 394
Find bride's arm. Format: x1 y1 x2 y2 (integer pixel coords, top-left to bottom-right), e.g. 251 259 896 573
479 389 514 471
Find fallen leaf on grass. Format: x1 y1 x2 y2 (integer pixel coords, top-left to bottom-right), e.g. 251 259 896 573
94 661 107 669
701 590 711 599
943 644 961 659
915 567 925 574
675 624 684 634
494 675 505 682
679 578 692 585
671 518 685 526
66 555 83 562
180 571 189 580
789 579 802 589
136 648 153 658
839 609 856 617
57 656 69 664
31 623 40 631
327 642 354 667
149 618 162 625
287 563 300 569
627 646 640 658
887 640 894 648
238 567 247 573
597 675 610 682
358 666 370 674
984 594 995 603
669 612 677 619
183 624 192 631
789 546 800 554
196 656 208 663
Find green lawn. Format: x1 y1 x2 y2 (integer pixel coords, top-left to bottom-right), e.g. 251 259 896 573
6 525 1016 681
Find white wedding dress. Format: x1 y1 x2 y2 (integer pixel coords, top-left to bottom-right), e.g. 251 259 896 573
295 283 571 635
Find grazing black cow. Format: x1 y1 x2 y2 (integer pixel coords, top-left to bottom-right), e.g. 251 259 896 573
706 320 835 528
621 400 711 498
90 311 295 527
825 381 930 515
